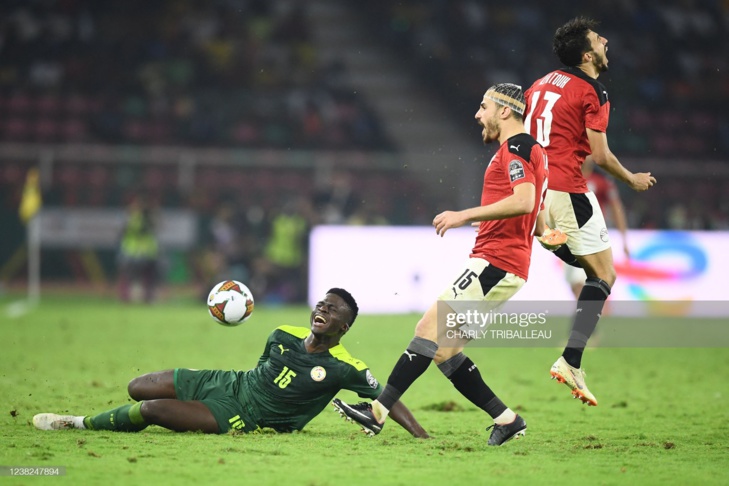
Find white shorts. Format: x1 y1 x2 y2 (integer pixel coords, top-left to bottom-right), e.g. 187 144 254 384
542 189 611 256
436 258 525 338
437 257 525 303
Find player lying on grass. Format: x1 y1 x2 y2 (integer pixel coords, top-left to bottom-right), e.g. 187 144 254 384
33 288 429 438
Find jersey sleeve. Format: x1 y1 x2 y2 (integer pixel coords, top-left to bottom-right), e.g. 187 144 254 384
508 156 536 189
505 139 538 190
583 90 609 133
256 331 275 368
341 366 383 400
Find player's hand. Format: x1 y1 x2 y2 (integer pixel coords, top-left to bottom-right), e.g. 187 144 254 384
433 211 467 237
629 172 656 192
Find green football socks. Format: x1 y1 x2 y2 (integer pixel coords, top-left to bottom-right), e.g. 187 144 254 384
84 402 148 432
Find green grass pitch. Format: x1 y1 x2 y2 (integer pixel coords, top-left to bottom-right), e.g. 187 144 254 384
2 295 729 485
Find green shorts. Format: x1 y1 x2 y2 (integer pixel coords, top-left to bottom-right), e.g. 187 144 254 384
174 368 259 434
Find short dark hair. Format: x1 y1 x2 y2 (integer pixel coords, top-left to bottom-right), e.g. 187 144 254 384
553 17 599 67
327 288 359 326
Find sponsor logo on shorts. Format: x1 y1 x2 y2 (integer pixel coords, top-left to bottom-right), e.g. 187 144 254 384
366 370 379 389
509 160 525 182
310 366 326 382
600 228 609 242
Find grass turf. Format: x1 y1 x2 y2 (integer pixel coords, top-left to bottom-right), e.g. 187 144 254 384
2 295 729 485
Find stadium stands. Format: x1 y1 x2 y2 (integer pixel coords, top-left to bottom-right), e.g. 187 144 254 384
1 1 727 302
354 0 728 160
0 0 394 150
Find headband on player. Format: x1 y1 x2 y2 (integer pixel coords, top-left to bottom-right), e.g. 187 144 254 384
485 83 526 115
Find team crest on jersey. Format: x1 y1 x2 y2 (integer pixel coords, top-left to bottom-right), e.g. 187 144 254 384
366 370 379 389
509 160 525 182
310 366 326 382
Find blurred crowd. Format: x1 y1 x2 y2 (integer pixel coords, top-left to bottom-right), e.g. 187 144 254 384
356 0 729 159
353 0 729 231
0 159 428 303
1 1 728 303
193 170 416 304
0 0 393 149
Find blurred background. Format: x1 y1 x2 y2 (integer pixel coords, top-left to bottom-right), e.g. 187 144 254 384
1 0 727 306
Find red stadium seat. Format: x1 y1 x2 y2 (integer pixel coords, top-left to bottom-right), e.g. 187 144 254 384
3 118 31 140
35 95 61 115
33 119 60 142
61 119 88 141
7 93 33 113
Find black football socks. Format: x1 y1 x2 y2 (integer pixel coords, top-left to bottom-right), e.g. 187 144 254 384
563 277 611 368
378 337 438 411
437 353 507 419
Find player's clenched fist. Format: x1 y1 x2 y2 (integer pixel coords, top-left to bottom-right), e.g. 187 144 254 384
629 172 656 192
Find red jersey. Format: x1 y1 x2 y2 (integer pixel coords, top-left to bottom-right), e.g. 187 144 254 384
471 133 548 281
524 67 610 193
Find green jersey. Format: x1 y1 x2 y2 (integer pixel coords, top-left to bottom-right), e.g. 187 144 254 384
239 325 382 432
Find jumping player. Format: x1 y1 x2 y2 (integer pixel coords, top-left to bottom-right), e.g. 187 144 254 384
524 17 656 406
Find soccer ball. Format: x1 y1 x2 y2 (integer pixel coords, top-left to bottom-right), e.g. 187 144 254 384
207 280 255 326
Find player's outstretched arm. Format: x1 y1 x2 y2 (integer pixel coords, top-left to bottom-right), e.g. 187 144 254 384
433 183 535 237
388 400 430 438
587 128 656 191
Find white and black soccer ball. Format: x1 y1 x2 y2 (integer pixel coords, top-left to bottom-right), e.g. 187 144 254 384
207 280 255 326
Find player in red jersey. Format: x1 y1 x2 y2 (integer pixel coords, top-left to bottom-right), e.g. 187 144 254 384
524 17 656 406
333 83 548 446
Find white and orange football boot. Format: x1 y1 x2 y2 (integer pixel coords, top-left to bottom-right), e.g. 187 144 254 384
550 357 598 406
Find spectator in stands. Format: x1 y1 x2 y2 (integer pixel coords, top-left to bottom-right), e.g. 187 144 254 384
262 197 312 303
117 195 160 303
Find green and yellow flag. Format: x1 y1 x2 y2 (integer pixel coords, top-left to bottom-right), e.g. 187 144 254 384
19 168 42 223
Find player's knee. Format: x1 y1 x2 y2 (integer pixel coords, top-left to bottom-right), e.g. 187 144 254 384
414 316 436 341
433 347 460 364
601 267 617 287
585 264 616 287
139 400 161 423
127 376 144 400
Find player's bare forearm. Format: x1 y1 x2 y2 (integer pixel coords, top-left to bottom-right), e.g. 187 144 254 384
433 183 535 237
587 128 656 191
388 401 430 438
593 151 632 184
